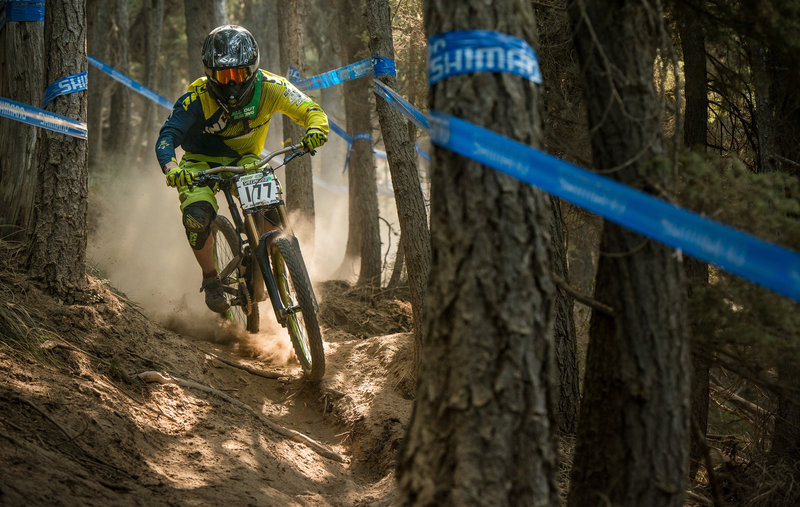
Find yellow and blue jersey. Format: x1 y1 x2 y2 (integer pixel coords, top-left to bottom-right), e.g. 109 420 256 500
155 70 328 168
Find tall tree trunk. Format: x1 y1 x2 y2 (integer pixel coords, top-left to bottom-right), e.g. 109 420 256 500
550 198 580 435
0 11 45 243
567 1 691 505
132 0 164 155
279 0 316 250
367 0 431 363
103 0 132 157
533 0 588 435
86 0 110 168
754 28 800 472
338 0 381 286
677 1 711 480
398 1 559 504
27 0 89 299
184 0 226 79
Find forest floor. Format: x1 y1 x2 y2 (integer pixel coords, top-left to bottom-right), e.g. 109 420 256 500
0 248 416 506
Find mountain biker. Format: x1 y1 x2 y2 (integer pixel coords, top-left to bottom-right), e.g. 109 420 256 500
155 25 328 314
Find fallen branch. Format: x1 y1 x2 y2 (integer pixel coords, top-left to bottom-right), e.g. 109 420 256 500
199 349 284 379
137 371 346 463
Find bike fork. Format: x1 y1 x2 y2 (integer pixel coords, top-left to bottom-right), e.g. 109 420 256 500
254 231 288 326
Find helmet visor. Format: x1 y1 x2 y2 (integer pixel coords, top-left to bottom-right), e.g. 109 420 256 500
212 67 251 85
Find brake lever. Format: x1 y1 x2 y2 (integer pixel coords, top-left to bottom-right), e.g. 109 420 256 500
283 148 309 165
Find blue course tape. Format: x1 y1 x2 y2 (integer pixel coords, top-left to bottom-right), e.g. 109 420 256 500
88 56 172 110
4 0 44 21
428 30 542 86
0 96 87 139
42 72 87 108
428 110 800 302
373 78 430 131
290 57 396 91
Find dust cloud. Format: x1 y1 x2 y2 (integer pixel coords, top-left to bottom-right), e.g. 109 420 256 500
86 140 391 361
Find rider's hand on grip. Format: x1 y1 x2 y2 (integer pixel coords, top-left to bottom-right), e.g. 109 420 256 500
302 128 327 153
166 166 193 188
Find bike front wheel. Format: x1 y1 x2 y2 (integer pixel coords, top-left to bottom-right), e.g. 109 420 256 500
269 233 325 381
212 215 260 333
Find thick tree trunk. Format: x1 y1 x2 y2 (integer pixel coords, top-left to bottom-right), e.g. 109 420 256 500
398 1 559 504
279 0 317 250
27 0 89 298
367 0 431 360
567 1 691 505
184 0 226 79
337 0 381 286
0 13 45 243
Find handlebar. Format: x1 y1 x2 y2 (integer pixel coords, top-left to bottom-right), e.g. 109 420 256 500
195 143 307 179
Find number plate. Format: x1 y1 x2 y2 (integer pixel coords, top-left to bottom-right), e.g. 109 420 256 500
237 173 279 210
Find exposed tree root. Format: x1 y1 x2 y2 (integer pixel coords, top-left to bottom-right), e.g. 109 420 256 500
136 371 347 463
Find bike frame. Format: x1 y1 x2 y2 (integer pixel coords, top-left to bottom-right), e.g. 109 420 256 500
197 143 307 327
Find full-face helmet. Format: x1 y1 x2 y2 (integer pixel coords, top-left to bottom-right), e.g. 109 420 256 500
201 25 260 113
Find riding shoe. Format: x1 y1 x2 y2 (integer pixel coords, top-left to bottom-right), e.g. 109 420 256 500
201 276 230 313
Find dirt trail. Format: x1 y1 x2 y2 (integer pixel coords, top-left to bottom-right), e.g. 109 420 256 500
0 270 413 506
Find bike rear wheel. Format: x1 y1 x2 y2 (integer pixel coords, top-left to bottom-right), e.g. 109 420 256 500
270 233 325 381
212 215 259 333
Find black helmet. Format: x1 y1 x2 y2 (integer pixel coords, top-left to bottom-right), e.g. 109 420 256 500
201 25 260 112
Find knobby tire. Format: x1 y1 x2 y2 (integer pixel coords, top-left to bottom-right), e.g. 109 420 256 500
270 233 325 381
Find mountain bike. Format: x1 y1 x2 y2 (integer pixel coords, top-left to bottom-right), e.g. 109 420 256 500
191 143 325 381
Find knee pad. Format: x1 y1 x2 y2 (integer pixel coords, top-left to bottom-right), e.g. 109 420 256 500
182 201 216 250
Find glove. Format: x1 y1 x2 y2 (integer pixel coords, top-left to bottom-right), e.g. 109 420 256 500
165 166 193 187
302 128 327 152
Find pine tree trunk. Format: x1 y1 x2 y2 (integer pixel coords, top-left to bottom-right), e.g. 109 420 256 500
279 0 316 250
183 0 226 79
550 197 579 434
27 0 90 298
87 0 110 168
677 3 711 479
103 0 132 156
567 1 690 505
398 1 559 504
367 0 431 369
338 0 381 286
0 13 45 243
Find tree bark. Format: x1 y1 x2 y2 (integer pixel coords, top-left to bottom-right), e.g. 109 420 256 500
27 0 89 298
279 0 317 251
398 1 559 504
549 197 579 435
86 0 110 168
0 11 45 243
103 0 132 156
183 0 226 79
566 1 691 505
367 0 431 358
338 0 381 286
677 2 711 480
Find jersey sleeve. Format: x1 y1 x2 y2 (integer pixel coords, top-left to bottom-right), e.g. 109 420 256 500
155 91 204 169
274 79 329 136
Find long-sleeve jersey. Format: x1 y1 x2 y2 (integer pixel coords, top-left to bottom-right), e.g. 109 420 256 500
155 70 329 168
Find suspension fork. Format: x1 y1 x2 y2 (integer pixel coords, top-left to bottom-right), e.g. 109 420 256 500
255 230 288 325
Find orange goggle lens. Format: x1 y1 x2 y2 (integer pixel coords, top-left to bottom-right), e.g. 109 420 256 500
213 67 251 85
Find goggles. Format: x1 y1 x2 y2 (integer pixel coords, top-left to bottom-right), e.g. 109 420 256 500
212 67 251 85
